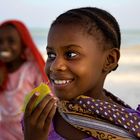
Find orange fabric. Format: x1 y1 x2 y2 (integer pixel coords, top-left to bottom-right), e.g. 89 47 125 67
0 20 49 83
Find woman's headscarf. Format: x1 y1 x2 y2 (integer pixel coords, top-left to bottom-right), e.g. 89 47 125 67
0 20 49 88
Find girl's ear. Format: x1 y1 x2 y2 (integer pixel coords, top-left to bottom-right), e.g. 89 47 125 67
103 48 120 73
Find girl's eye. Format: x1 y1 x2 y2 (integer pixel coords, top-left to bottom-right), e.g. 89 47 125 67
47 52 56 60
65 51 77 59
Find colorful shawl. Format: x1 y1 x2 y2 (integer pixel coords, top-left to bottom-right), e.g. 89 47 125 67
58 91 140 140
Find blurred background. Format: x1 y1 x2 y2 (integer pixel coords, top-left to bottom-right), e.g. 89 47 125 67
1 0 140 108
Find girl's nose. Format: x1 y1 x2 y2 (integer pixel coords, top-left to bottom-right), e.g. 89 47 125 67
50 57 67 72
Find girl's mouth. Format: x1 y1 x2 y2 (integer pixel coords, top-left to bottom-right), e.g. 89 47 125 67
53 79 72 85
51 79 73 88
0 51 11 57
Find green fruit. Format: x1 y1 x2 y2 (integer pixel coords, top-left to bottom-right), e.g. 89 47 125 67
22 83 51 112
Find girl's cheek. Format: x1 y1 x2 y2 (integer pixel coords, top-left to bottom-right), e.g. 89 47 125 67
44 64 49 73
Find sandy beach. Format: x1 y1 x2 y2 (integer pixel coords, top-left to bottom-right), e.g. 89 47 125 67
104 45 140 109
43 45 140 109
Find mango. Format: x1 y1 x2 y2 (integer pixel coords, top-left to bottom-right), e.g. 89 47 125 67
22 83 51 112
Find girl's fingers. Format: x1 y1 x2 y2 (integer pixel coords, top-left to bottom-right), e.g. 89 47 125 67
24 91 58 135
37 98 57 128
44 103 57 132
24 92 40 118
31 94 54 122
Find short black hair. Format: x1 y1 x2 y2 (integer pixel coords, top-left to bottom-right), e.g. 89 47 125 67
51 7 121 50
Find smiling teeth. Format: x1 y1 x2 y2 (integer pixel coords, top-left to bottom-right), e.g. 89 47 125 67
0 52 11 57
54 80 70 85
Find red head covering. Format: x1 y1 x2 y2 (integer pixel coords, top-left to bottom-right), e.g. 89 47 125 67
0 20 49 84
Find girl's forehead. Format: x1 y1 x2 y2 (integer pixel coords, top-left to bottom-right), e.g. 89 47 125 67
47 25 103 54
48 23 103 45
0 25 19 37
48 24 93 43
0 24 15 31
48 24 100 47
48 27 83 45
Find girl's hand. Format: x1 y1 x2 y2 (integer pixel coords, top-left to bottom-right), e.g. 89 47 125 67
23 92 58 140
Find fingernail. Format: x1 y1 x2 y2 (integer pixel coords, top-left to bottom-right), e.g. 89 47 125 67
35 92 40 96
50 93 54 96
53 97 58 101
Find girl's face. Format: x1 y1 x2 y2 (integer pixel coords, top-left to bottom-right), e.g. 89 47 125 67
45 24 107 100
0 25 22 63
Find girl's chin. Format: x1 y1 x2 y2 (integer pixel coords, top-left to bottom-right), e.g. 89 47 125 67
55 92 76 101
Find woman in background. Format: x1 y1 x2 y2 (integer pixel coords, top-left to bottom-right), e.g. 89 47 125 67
0 20 48 140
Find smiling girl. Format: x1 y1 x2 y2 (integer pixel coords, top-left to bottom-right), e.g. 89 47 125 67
23 7 140 140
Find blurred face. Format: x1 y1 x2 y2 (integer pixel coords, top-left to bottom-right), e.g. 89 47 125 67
45 24 107 100
0 25 22 63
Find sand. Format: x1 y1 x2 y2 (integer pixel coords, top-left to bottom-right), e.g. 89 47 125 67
104 45 140 109
43 45 140 109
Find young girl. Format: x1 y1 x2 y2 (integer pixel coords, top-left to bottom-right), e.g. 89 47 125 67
0 20 48 140
23 7 140 140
